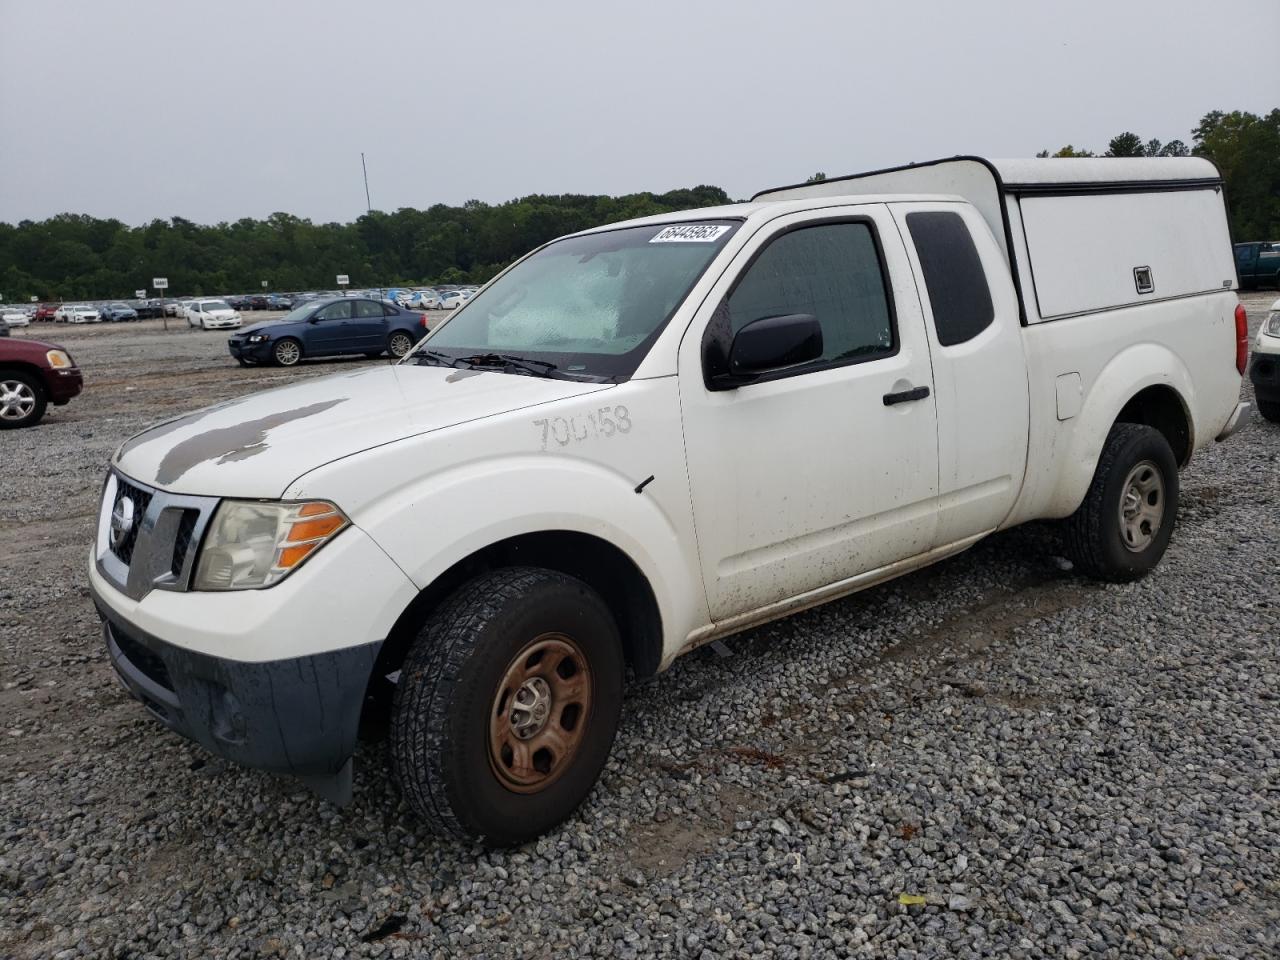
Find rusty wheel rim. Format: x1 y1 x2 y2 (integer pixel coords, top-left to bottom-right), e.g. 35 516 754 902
488 633 593 794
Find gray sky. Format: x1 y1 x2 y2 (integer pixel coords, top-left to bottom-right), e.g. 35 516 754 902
1 0 1275 226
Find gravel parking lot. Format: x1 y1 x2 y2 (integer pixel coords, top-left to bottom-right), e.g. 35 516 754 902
2 293 1278 959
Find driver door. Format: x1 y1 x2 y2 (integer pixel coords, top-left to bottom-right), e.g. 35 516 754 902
678 206 940 621
309 300 355 354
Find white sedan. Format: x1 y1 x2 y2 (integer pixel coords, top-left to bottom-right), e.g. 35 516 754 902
2 309 30 327
186 299 243 330
439 291 468 310
54 304 101 323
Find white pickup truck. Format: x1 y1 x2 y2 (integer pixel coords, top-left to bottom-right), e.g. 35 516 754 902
90 156 1251 845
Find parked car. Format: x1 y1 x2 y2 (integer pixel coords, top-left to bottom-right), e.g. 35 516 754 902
1249 296 1280 423
32 304 59 322
267 294 294 311
225 295 252 311
249 295 270 310
1235 241 1280 289
90 155 1250 845
438 291 466 310
54 304 100 323
132 299 164 320
100 302 139 322
406 290 443 310
227 296 424 366
186 299 243 331
0 335 83 428
2 308 31 327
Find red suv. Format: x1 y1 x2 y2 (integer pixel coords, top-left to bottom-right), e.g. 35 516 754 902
0 336 84 428
33 304 58 322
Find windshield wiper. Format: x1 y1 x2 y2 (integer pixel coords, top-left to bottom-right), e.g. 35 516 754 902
413 350 461 368
457 353 558 377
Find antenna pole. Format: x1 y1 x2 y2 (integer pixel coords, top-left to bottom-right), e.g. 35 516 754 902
361 153 372 214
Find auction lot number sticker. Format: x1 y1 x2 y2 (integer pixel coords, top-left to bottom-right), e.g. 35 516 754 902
650 224 731 243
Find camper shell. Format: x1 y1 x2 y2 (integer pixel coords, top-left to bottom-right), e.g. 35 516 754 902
755 156 1236 325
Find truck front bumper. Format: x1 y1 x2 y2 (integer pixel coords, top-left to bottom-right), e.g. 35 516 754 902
96 601 378 800
88 519 419 803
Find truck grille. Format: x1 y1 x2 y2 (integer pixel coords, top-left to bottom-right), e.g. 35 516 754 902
109 478 153 565
96 471 218 600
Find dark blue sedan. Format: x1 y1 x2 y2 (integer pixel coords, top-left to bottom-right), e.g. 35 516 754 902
227 296 427 367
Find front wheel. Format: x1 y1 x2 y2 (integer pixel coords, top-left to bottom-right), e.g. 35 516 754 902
0 370 47 429
273 338 302 366
1063 423 1179 582
391 567 624 846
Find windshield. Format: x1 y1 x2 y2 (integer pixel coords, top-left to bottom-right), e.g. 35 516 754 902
416 220 739 379
109 303 129 310
202 300 231 311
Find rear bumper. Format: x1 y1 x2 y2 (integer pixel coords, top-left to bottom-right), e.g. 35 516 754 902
1215 401 1252 441
95 593 379 786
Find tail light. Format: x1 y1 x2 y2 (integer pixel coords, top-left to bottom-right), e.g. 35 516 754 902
421 316 429 328
1235 303 1248 375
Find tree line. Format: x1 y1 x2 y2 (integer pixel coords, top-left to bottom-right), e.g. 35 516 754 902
0 186 731 302
1037 109 1279 240
2 109 1274 302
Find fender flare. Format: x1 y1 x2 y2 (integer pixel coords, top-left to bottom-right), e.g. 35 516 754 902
1043 343 1196 517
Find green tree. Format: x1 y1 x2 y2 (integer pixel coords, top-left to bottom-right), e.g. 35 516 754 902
1104 132 1145 157
1192 109 1280 238
805 172 827 183
1036 145 1096 158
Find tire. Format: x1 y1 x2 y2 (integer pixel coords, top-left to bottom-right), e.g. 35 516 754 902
391 567 624 847
1258 399 1280 423
388 331 414 359
1063 423 1179 582
272 338 302 366
0 370 47 429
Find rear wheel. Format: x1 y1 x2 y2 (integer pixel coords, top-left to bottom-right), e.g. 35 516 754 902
1258 399 1280 423
388 331 414 358
1063 423 1179 582
0 370 47 429
273 338 302 366
391 567 623 846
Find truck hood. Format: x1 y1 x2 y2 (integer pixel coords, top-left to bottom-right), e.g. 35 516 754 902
114 364 613 497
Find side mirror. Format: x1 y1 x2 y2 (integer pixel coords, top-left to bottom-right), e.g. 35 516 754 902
718 313 823 386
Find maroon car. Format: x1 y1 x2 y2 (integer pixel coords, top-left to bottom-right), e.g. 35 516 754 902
0 336 84 428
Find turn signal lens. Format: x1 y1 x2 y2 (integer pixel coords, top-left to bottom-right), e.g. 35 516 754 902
286 514 346 542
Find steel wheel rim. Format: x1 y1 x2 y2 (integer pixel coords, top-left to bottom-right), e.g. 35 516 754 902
276 341 300 365
0 380 36 420
1119 459 1165 552
488 633 593 794
390 334 412 357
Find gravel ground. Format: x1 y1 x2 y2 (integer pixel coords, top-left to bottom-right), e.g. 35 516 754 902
1 294 1278 959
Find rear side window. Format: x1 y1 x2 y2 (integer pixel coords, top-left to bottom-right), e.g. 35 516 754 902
353 300 384 318
906 211 994 346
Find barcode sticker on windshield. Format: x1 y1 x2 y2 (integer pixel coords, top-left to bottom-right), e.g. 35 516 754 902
649 224 730 243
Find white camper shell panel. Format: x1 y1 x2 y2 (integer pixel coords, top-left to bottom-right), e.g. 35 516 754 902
754 156 1232 325
1020 190 1236 320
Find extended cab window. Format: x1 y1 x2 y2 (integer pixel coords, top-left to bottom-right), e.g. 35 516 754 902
906 211 994 346
727 222 894 366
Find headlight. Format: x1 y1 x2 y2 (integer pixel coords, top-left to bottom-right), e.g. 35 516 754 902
193 500 348 591
247 333 269 343
45 349 74 369
1265 311 1280 338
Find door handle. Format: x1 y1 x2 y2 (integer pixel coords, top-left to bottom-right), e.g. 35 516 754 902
882 385 930 406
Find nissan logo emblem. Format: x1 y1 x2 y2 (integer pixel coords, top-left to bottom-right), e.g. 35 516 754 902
109 496 136 548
